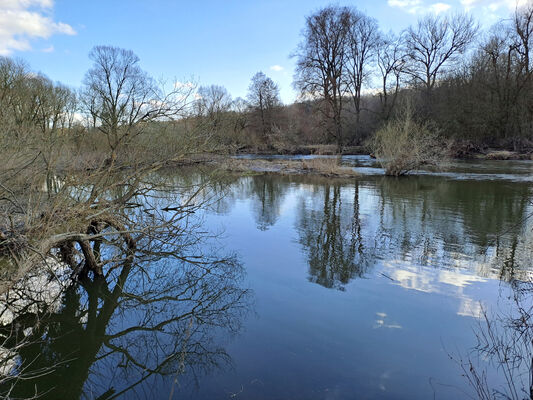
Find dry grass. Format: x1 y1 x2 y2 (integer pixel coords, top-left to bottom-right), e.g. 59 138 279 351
305 144 339 155
301 157 357 176
220 157 358 178
485 150 519 160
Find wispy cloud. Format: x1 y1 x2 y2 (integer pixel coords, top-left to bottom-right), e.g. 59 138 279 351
388 0 422 8
428 2 452 13
41 44 53 52
0 0 76 55
173 80 195 89
460 0 529 11
388 0 457 14
270 65 284 72
389 0 527 15
387 0 423 13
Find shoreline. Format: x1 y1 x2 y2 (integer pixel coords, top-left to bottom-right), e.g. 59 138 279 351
212 157 360 179
232 144 533 160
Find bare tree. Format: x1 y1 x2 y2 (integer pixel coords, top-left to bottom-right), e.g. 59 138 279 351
377 33 406 120
293 5 351 152
514 2 533 76
0 57 28 136
513 2 533 140
230 97 249 138
0 58 76 142
345 9 380 140
195 84 233 132
469 11 533 144
82 45 194 163
404 13 478 93
0 177 251 399
247 72 281 137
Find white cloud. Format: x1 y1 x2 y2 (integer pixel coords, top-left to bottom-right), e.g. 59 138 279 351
428 2 452 13
388 0 456 14
387 0 423 13
387 0 422 8
460 0 483 10
41 44 53 52
0 0 75 55
270 64 284 72
173 80 195 89
460 0 528 11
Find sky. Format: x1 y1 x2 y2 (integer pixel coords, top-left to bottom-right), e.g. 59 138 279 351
0 0 527 103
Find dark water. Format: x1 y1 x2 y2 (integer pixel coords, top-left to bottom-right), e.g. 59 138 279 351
1 159 533 399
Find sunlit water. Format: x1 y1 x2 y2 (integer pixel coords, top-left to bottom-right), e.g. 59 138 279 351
235 154 533 182
1 158 533 399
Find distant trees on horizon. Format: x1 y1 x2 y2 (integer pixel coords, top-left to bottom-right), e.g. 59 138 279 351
1 2 532 155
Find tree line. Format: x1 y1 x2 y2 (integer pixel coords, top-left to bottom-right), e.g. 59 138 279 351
292 3 532 153
0 48 285 156
0 2 532 156
189 2 533 155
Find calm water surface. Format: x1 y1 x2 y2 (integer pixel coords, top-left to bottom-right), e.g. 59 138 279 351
1 158 532 399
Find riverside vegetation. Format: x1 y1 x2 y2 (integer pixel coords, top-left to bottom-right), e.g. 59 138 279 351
0 2 532 399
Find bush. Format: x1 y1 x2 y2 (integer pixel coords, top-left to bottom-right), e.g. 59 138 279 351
371 110 446 176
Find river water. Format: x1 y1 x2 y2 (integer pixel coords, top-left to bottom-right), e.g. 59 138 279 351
1 156 532 399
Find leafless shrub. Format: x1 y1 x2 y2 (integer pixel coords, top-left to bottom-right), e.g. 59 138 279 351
370 107 447 176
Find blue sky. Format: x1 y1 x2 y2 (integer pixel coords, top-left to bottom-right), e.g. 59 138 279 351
0 0 523 103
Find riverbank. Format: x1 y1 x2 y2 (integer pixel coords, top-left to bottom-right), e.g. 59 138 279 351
233 143 533 160
234 144 367 156
213 157 360 179
481 150 533 160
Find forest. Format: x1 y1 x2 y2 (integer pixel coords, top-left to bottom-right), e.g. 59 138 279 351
0 2 532 162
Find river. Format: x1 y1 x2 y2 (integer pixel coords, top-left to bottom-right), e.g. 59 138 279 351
1 156 532 399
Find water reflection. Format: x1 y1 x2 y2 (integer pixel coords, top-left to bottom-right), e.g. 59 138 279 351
161 168 533 399
201 173 290 231
0 259 250 399
249 175 289 231
296 182 367 290
0 184 252 399
1 164 532 399
458 279 533 398
209 173 533 290
374 177 533 281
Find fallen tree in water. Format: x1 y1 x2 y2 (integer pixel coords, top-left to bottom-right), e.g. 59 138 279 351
0 172 251 398
0 44 212 287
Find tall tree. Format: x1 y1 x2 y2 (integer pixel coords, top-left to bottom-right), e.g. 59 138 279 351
345 10 380 141
377 33 406 120
82 45 193 162
471 9 533 143
195 84 232 132
0 57 76 138
230 97 249 137
247 72 281 137
404 13 478 93
514 2 533 75
293 5 351 151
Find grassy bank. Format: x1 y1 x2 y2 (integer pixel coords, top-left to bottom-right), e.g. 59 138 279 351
216 157 359 178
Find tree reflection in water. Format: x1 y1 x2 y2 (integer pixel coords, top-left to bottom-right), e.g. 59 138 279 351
296 181 368 290
0 187 252 399
292 175 533 289
455 279 533 399
249 175 289 231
